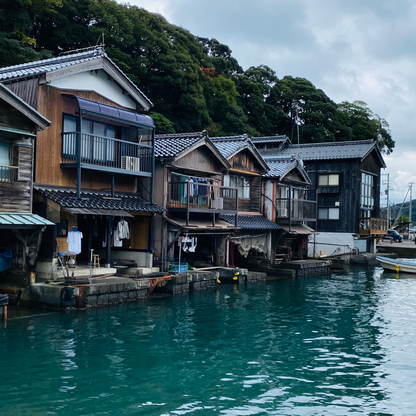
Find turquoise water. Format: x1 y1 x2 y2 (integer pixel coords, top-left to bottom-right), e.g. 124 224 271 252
2 266 416 415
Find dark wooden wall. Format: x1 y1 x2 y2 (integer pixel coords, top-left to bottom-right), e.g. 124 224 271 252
305 152 383 233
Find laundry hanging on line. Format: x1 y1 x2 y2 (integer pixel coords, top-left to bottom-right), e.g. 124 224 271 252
67 230 83 254
181 237 197 253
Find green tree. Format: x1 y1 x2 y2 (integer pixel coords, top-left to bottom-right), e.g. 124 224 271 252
336 101 394 154
268 76 337 142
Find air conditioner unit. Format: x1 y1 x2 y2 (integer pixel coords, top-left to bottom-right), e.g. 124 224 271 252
121 156 140 171
210 197 224 209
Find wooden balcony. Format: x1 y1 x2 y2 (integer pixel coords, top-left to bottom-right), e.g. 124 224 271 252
359 217 388 236
276 198 317 222
168 181 238 216
61 132 153 177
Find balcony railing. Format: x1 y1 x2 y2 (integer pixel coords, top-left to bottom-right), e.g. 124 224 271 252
61 132 153 175
359 217 388 235
0 165 18 183
168 181 238 214
275 198 317 222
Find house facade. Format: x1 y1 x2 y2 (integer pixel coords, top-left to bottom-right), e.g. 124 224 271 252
0 83 52 283
153 131 239 271
211 135 282 268
0 47 163 278
258 139 387 254
261 155 316 260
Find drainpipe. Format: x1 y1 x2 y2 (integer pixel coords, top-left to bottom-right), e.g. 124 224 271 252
289 185 292 232
106 215 113 268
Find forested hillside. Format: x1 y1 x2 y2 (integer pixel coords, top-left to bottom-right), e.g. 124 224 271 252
0 0 394 153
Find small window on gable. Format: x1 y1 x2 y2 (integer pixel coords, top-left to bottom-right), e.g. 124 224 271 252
318 174 339 186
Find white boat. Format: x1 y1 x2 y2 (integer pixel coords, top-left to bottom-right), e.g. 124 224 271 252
376 256 416 274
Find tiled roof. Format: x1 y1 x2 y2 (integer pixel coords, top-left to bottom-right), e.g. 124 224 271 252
251 135 290 144
0 47 153 107
210 135 249 159
260 139 383 163
154 132 206 157
35 186 164 213
262 156 299 178
221 214 281 230
211 135 270 172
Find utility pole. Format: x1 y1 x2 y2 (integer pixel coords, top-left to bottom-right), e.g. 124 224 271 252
382 173 391 228
410 184 412 226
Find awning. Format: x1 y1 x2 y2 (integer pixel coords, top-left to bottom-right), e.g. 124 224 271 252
166 218 239 232
63 208 134 218
281 224 316 235
64 95 154 128
0 213 54 228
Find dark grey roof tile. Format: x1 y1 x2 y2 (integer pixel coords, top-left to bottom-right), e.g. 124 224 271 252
35 186 164 213
221 214 281 230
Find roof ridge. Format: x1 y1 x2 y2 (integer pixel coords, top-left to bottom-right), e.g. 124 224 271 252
0 48 103 75
291 139 375 148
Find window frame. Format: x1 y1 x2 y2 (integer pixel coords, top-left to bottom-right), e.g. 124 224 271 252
318 207 340 220
318 173 340 187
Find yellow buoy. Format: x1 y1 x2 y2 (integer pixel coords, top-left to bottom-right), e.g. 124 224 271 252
233 275 238 280
216 278 221 284
396 264 400 273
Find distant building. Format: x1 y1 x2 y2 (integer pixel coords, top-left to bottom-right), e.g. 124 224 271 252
255 138 387 254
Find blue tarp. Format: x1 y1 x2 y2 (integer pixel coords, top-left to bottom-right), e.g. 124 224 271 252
0 248 12 273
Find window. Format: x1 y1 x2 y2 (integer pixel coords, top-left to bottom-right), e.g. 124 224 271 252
224 175 250 199
63 115 115 162
318 207 340 220
0 142 12 182
361 172 374 209
318 174 339 186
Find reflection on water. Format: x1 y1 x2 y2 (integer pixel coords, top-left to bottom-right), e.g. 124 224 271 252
2 266 416 415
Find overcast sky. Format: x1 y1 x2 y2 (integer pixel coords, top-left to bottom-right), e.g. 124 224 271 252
119 0 416 207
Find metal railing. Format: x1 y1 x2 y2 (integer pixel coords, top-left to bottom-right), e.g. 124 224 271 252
275 197 317 221
62 132 153 174
168 181 238 213
359 217 388 235
0 165 18 183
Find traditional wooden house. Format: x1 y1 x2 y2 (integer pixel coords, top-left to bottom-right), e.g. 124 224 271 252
261 154 316 260
0 83 52 281
211 135 282 267
0 47 163 278
258 139 387 254
153 131 240 271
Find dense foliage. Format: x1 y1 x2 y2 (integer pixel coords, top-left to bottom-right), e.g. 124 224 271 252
0 0 394 153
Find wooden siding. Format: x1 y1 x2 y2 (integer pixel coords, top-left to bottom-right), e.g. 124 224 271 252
306 159 360 233
228 149 263 174
305 152 383 233
131 214 150 249
173 146 226 174
5 78 39 109
0 100 36 133
237 176 261 212
0 141 34 213
35 86 136 192
283 169 309 185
